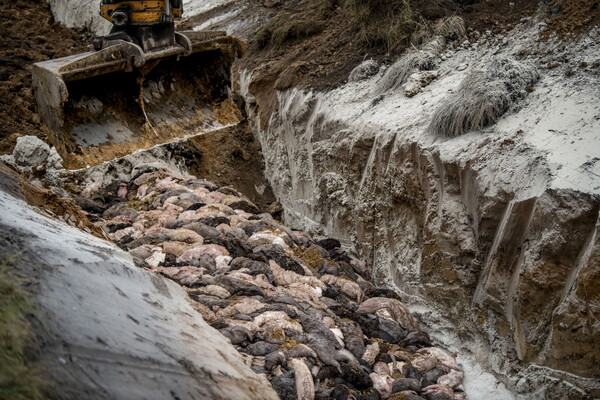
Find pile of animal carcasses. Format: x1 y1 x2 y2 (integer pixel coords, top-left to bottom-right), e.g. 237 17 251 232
78 165 466 400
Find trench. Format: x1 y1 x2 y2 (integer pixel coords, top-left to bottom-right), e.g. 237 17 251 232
237 73 600 399
19 36 600 400
8 0 600 398
240 83 516 400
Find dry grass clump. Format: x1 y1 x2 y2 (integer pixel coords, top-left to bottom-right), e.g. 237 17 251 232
433 16 467 41
376 50 438 92
430 74 512 138
412 15 466 46
345 0 424 51
254 0 334 49
430 56 539 137
348 59 380 82
0 255 45 400
253 0 424 54
488 56 540 99
374 36 444 92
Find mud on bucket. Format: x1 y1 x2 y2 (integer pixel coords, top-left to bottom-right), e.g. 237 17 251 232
32 32 246 169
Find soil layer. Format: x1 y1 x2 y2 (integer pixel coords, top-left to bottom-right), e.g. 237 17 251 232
158 122 277 210
0 0 91 155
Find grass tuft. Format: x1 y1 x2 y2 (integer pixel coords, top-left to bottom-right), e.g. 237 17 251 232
374 36 444 93
412 15 466 46
348 59 380 82
433 15 467 41
254 0 335 49
0 254 45 400
430 73 512 138
430 56 539 137
345 0 424 51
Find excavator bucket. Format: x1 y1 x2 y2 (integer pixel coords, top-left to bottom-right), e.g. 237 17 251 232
32 31 246 169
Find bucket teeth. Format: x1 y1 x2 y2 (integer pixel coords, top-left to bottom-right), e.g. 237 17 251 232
32 32 246 170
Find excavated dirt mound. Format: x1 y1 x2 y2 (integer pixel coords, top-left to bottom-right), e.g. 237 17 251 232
153 122 277 210
183 124 277 210
0 0 91 155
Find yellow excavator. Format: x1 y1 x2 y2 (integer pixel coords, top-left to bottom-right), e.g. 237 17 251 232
94 0 184 53
32 0 246 169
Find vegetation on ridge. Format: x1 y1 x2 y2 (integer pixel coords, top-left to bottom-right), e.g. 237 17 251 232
346 0 424 50
255 0 423 52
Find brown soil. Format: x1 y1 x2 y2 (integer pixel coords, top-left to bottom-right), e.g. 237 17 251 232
0 0 91 155
165 122 277 210
238 0 591 99
220 0 596 132
447 0 540 33
543 0 600 37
